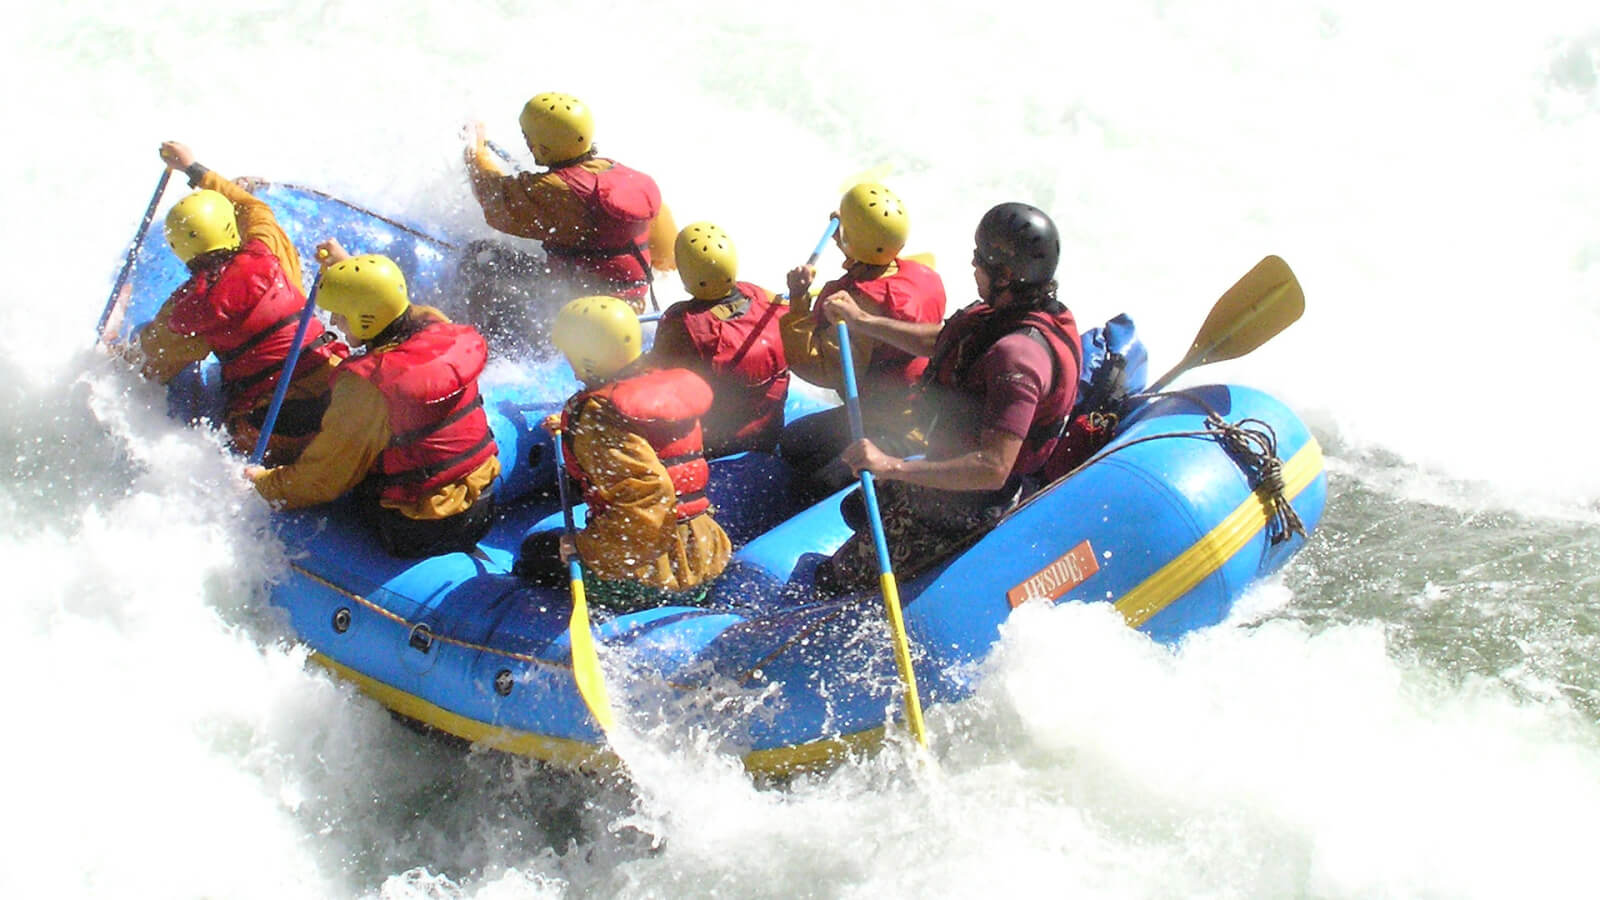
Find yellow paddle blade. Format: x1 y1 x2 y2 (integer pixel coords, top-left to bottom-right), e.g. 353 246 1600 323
879 571 928 747
837 162 893 194
567 576 616 733
1147 255 1304 393
903 251 936 270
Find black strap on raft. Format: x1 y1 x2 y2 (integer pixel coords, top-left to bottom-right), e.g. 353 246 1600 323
278 183 458 252
388 394 485 448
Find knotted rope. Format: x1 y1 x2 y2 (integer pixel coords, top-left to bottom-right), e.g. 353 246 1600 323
1202 413 1306 545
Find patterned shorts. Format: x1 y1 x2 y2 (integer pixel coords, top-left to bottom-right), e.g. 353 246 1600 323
814 480 1018 595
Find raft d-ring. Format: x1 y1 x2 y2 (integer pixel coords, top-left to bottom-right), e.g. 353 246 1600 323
332 608 352 634
408 623 433 653
494 669 514 696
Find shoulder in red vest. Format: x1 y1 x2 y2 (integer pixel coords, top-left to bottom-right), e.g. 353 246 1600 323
552 159 662 227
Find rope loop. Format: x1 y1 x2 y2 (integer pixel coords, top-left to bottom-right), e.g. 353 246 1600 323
1203 413 1306 545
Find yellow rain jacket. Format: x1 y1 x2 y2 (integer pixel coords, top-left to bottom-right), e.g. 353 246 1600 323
565 397 730 592
252 308 499 518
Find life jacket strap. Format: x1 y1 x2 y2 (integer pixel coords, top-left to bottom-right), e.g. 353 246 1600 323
383 428 496 485
388 394 485 448
657 450 704 468
543 238 649 258
214 309 301 365
224 331 336 397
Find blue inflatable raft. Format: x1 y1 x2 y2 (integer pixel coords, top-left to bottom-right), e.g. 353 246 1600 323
114 184 1326 774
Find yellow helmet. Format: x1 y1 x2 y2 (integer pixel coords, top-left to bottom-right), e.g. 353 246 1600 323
164 190 240 263
552 295 641 383
519 93 595 166
316 254 410 341
837 182 909 266
675 222 739 301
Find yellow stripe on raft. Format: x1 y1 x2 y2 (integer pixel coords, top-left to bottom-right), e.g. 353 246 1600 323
310 653 620 773
309 438 1322 777
1114 438 1323 628
312 652 885 777
742 726 888 775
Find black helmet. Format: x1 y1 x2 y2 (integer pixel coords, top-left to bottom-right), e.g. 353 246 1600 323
974 202 1060 287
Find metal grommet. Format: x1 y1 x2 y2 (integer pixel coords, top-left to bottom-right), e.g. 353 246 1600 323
494 669 514 696
332 608 351 634
408 623 433 653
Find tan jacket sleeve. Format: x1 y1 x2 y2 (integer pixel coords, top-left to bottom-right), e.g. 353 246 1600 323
647 201 677 272
133 296 214 383
568 400 679 579
778 287 879 394
464 145 590 239
253 373 391 509
197 170 304 294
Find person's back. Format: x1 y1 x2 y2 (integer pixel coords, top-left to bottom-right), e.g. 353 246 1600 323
780 184 945 393
778 183 946 499
462 93 677 314
133 141 347 462
652 222 789 456
249 245 500 559
524 295 731 610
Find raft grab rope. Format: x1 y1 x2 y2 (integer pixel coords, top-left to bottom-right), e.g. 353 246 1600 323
1202 413 1307 545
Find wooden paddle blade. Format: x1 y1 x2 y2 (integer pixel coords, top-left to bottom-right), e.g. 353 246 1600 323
1188 255 1303 366
1147 255 1304 393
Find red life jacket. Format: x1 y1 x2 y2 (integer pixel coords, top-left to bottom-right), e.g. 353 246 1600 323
560 368 714 522
167 240 347 416
661 282 790 453
339 321 498 506
814 256 946 385
924 300 1082 479
547 159 661 303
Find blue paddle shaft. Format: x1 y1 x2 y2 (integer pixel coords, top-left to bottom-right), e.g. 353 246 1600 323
486 139 520 172
248 284 320 465
553 429 577 534
836 322 867 443
835 322 892 575
779 219 843 302
858 470 894 575
807 218 840 267
553 428 589 581
98 168 173 341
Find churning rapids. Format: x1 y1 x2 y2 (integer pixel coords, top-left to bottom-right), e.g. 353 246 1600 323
5 1 1600 896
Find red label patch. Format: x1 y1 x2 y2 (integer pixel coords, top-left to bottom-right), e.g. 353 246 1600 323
1006 540 1099 608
